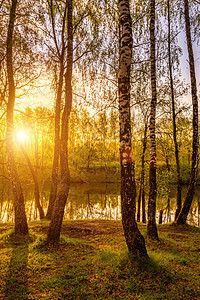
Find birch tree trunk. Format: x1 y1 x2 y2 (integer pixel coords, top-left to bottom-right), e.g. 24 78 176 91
118 0 148 257
167 0 182 220
47 0 73 243
6 0 28 234
147 0 158 240
176 0 198 225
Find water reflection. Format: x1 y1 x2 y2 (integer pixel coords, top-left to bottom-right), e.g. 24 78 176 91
0 183 199 227
64 185 121 221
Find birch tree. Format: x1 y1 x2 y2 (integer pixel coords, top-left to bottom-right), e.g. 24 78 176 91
176 0 198 224
167 0 182 220
147 0 158 240
118 0 148 257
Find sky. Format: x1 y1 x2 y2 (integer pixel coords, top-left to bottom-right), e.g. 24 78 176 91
178 30 200 104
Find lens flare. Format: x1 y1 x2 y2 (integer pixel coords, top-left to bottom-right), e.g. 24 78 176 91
16 130 26 142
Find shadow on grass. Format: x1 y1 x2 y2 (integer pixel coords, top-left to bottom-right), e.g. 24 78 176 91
32 234 91 253
3 233 30 300
118 252 172 287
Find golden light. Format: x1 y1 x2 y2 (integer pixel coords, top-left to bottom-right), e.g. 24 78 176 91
16 130 27 142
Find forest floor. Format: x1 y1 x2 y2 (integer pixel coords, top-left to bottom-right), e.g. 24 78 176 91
0 220 199 299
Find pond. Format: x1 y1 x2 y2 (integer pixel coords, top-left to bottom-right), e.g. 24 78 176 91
0 182 199 226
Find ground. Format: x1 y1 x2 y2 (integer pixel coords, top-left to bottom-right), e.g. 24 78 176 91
32 220 124 240
0 220 199 299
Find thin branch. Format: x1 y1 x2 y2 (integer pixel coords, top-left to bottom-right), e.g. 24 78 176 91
73 36 86 51
16 70 42 90
14 109 54 120
47 0 61 58
73 51 92 64
73 13 89 35
0 175 9 181
61 0 67 53
0 110 6 121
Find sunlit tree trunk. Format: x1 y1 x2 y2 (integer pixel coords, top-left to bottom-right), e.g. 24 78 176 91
147 0 158 240
118 0 148 257
46 0 67 219
167 0 182 220
46 59 64 219
6 0 28 234
176 0 198 225
60 1 73 181
47 0 73 243
19 143 44 219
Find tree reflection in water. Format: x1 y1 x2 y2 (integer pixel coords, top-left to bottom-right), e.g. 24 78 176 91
0 183 199 226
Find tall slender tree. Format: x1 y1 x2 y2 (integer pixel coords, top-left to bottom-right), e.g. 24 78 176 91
147 0 158 240
47 0 73 243
6 0 28 234
167 0 182 220
45 0 100 219
118 0 148 257
176 0 198 225
137 119 148 223
60 0 73 180
46 0 67 219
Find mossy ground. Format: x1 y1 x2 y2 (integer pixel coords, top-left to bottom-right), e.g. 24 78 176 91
0 220 199 299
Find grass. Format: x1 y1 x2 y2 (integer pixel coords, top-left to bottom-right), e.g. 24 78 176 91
0 220 199 299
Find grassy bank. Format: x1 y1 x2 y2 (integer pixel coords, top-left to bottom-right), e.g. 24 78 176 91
0 220 199 299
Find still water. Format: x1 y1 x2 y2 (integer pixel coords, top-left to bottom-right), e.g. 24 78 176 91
0 183 199 226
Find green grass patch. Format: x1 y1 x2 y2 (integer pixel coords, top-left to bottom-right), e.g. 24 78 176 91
0 220 199 299
0 230 36 247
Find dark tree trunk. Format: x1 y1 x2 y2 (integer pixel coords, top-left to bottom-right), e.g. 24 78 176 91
167 0 182 220
47 0 73 243
137 184 141 222
6 0 28 235
46 174 70 243
166 197 171 222
138 122 148 224
142 122 147 223
19 143 44 219
46 1 67 219
198 197 200 227
147 0 158 240
159 209 163 224
118 0 148 257
176 0 198 225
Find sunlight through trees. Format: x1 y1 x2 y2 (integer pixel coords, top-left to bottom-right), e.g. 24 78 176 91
0 0 199 251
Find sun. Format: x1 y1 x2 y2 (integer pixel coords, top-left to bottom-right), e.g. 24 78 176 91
16 130 27 142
